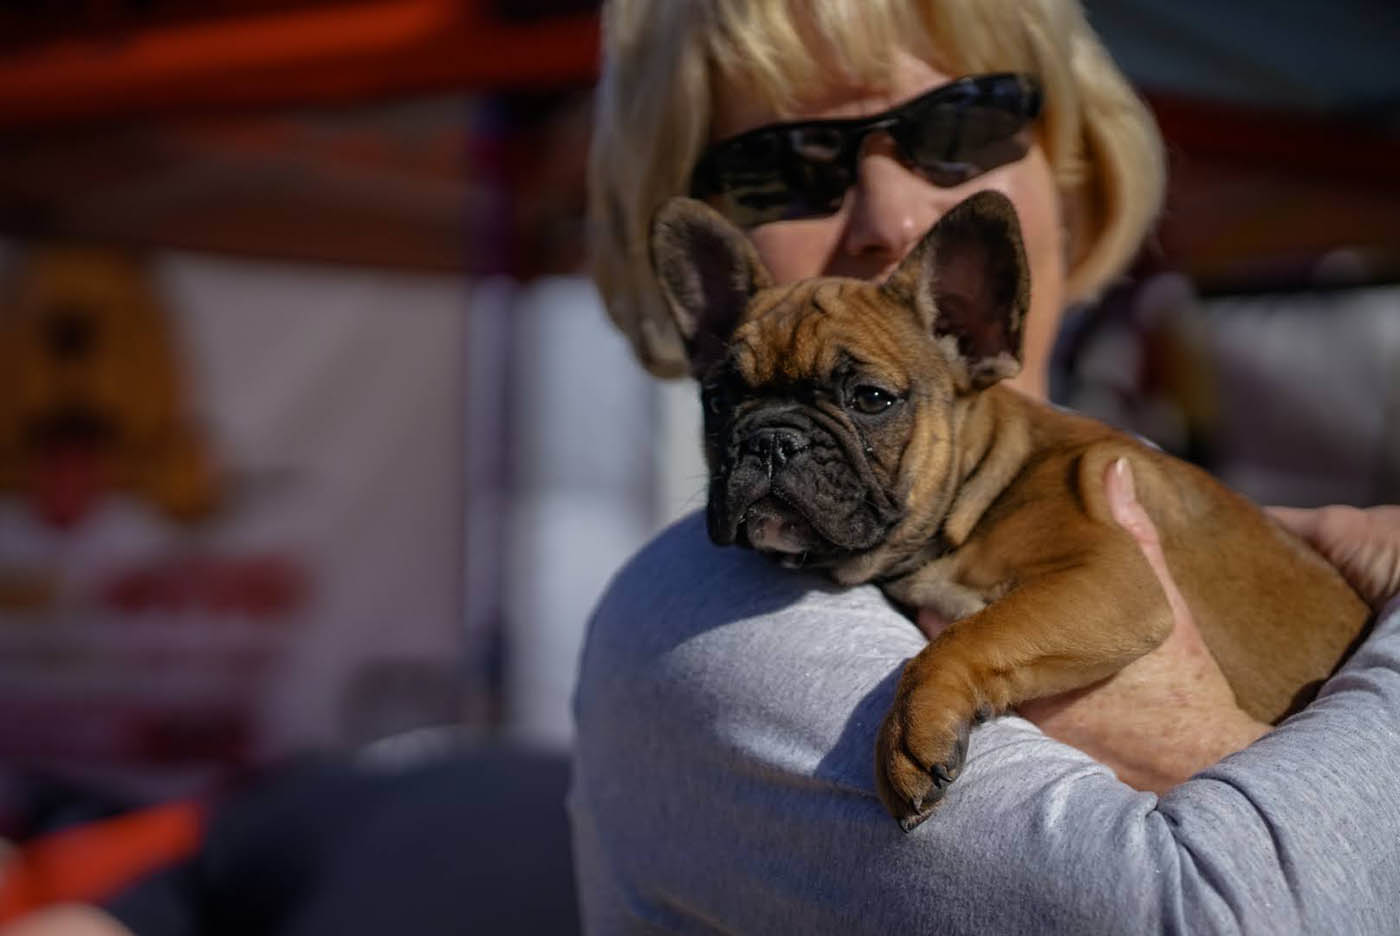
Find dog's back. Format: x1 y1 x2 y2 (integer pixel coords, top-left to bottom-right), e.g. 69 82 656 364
1143 450 1368 722
1016 392 1370 723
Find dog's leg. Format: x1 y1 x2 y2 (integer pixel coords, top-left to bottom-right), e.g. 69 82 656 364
875 548 1170 830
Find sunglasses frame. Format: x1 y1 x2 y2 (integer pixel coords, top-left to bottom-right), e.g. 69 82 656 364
690 72 1043 227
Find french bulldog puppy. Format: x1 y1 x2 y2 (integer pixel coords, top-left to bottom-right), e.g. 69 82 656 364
649 190 1370 831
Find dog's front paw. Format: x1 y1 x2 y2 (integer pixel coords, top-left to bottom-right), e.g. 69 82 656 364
875 700 971 832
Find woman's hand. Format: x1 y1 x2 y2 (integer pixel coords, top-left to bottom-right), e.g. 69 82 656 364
1268 505 1400 611
921 458 1268 793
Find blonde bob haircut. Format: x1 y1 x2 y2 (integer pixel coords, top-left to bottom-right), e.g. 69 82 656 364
590 0 1166 378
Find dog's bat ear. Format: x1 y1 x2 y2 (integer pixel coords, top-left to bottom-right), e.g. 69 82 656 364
882 190 1030 391
650 196 773 376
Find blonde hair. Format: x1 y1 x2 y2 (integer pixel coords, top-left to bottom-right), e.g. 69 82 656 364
590 0 1166 378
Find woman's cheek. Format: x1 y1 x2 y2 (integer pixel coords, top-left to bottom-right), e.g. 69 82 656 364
998 149 1068 396
1003 149 1066 289
748 216 844 285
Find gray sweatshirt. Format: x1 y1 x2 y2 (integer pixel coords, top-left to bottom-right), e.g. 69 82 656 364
569 512 1400 935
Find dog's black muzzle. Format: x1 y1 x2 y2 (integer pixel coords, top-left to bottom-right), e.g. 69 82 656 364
706 404 900 558
742 425 808 474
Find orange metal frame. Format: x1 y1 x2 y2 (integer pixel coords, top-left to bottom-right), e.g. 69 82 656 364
0 800 206 923
1 2 1395 278
4 2 1396 189
0 0 600 129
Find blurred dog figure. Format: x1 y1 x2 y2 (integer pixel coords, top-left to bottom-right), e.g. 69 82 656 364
0 247 218 528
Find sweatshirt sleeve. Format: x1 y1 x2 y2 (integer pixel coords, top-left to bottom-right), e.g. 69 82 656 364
569 514 1400 935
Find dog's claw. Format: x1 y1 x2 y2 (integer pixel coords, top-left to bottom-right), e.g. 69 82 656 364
876 713 971 832
898 810 933 833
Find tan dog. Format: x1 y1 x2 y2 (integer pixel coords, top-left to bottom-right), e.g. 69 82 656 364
0 247 218 528
651 191 1370 831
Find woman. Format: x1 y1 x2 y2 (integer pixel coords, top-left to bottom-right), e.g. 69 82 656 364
570 0 1400 931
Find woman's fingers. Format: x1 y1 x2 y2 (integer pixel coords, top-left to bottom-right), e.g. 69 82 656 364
1269 505 1400 610
916 607 952 641
1105 457 1196 639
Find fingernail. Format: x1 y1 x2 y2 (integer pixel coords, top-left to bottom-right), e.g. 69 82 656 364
1114 457 1135 500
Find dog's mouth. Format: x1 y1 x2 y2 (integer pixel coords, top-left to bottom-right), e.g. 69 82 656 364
737 495 826 560
705 402 906 565
715 476 895 568
24 406 116 528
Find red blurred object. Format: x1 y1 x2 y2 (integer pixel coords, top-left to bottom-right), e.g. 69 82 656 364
0 0 599 129
0 800 205 924
1145 91 1400 287
0 2 1395 283
34 445 106 529
100 554 309 617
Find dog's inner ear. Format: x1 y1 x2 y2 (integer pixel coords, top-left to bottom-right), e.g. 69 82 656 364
650 197 773 376
882 190 1030 391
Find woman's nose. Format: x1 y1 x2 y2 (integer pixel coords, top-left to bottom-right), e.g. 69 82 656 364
837 139 948 278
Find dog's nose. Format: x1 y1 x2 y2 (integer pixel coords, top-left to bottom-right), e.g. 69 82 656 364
45 307 96 360
744 427 807 469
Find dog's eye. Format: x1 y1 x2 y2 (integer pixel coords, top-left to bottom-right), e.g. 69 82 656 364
850 385 896 415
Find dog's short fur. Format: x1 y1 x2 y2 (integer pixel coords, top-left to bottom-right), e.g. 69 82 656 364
651 191 1371 831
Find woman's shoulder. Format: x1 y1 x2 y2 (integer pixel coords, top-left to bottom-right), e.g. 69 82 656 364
595 510 906 618
587 511 922 673
577 512 927 781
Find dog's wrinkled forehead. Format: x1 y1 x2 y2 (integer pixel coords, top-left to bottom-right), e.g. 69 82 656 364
728 279 921 389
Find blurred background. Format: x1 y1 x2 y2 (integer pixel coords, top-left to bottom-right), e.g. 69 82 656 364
0 0 1395 931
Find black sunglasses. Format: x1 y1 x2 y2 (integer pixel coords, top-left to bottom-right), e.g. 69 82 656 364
690 73 1043 228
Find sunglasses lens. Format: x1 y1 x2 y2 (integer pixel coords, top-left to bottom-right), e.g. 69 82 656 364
896 80 1037 186
781 126 852 219
693 74 1041 227
704 127 852 226
790 125 845 163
